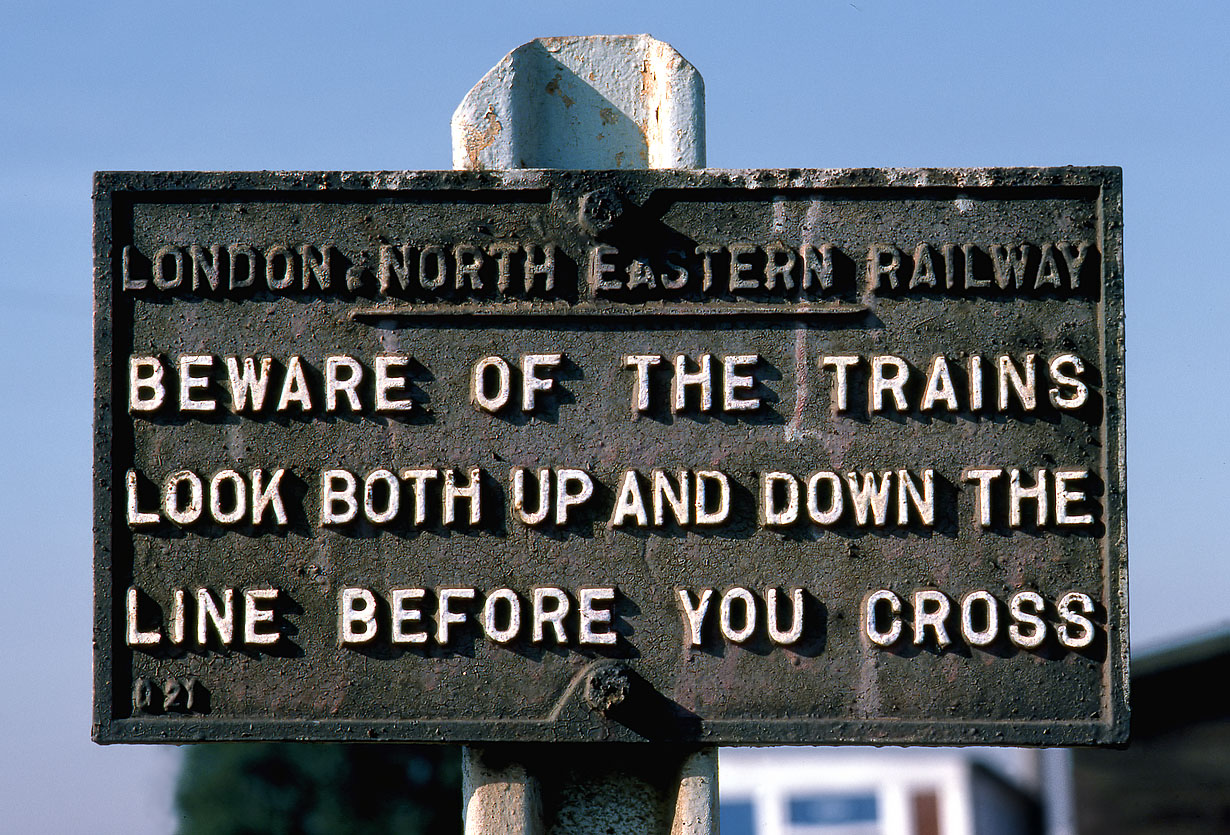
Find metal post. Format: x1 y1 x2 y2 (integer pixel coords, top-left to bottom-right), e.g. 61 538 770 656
462 747 544 835
462 745 717 835
452 34 705 171
451 35 717 835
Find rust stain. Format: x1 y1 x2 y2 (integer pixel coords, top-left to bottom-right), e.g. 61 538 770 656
640 58 658 104
545 73 575 108
463 107 503 170
599 106 618 126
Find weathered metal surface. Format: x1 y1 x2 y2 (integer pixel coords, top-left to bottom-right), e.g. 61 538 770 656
93 166 1127 746
452 35 705 171
462 745 715 835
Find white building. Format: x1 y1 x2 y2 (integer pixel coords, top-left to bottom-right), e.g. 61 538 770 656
719 746 1074 835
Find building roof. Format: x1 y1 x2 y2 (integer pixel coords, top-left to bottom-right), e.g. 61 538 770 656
1132 624 1230 738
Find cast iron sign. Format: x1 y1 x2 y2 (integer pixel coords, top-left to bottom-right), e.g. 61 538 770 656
93 167 1127 745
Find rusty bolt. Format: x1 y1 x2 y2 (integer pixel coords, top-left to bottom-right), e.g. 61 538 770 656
578 188 627 236
584 661 632 715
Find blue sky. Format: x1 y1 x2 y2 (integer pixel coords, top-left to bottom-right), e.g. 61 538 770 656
2 1 1228 830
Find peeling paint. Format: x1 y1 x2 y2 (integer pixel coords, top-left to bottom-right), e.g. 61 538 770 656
462 107 504 171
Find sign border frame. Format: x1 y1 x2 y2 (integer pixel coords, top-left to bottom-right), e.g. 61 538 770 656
93 166 1128 746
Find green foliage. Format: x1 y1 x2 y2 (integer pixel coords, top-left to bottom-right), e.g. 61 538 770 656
175 743 461 835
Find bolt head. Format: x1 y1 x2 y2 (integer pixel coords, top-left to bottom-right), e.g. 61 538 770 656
579 188 627 236
584 662 632 715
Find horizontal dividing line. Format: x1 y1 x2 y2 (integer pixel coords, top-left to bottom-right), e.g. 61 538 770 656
350 301 869 321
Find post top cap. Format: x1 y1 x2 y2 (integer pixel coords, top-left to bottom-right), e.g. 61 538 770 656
452 35 706 171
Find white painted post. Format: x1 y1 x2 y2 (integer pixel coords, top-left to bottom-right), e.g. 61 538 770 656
452 34 705 171
463 751 544 835
452 35 717 835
